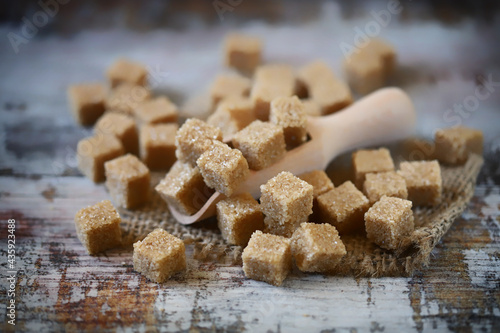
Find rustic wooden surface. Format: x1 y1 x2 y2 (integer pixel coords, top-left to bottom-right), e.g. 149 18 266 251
1 2 499 332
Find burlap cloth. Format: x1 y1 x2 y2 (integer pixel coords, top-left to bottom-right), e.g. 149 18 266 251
118 153 484 277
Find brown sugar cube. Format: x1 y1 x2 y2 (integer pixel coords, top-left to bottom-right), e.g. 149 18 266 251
299 170 334 198
317 181 369 234
232 120 286 170
242 231 292 286
250 64 295 120
352 148 395 188
434 126 484 165
260 171 314 238
140 123 178 171
68 83 106 126
155 161 214 215
398 160 442 206
207 97 256 140
302 99 322 117
104 154 150 209
270 96 308 149
216 193 264 246
365 196 414 250
95 112 139 155
74 200 122 255
133 228 186 283
175 118 223 166
106 83 151 115
134 96 179 125
343 39 396 95
224 33 262 74
107 58 148 88
77 134 125 183
196 141 249 197
210 73 252 106
298 60 353 115
291 222 346 273
363 171 408 205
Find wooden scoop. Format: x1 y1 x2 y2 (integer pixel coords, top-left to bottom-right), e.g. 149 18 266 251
170 87 416 225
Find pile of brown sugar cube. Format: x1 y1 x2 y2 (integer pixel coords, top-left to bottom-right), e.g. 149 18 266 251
70 33 483 286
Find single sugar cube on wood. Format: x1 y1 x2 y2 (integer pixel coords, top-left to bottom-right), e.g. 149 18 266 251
365 196 414 250
216 193 264 246
95 112 139 155
107 58 148 88
398 160 442 206
175 118 223 166
104 154 150 209
434 126 483 165
207 97 256 140
317 181 370 234
155 161 214 216
68 83 107 126
242 230 292 286
363 171 408 205
352 148 395 188
77 134 124 183
270 96 308 149
106 83 151 115
74 200 122 255
133 228 186 283
251 64 295 120
140 123 178 171
134 96 179 125
260 171 313 238
224 33 262 74
291 222 346 272
232 120 286 170
209 73 252 107
196 141 249 197
298 60 353 115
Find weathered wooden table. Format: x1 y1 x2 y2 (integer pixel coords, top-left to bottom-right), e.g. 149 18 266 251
1 2 499 332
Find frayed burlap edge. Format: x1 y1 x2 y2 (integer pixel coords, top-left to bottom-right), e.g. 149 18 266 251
117 154 483 277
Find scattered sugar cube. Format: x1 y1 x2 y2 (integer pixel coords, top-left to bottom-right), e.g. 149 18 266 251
68 83 106 126
299 170 334 198
365 196 414 250
224 33 262 74
270 96 308 149
133 228 186 283
207 97 256 140
398 160 442 206
260 171 314 237
104 154 150 209
77 134 124 183
298 60 352 115
107 58 148 88
140 123 178 170
95 112 139 155
363 171 408 205
216 192 264 246
210 73 251 106
317 181 369 234
434 126 483 165
242 230 292 286
232 120 286 170
106 83 151 115
74 200 122 255
134 96 179 125
301 99 322 117
175 118 223 166
197 141 249 197
251 64 295 120
291 222 346 272
352 148 395 188
155 161 214 215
